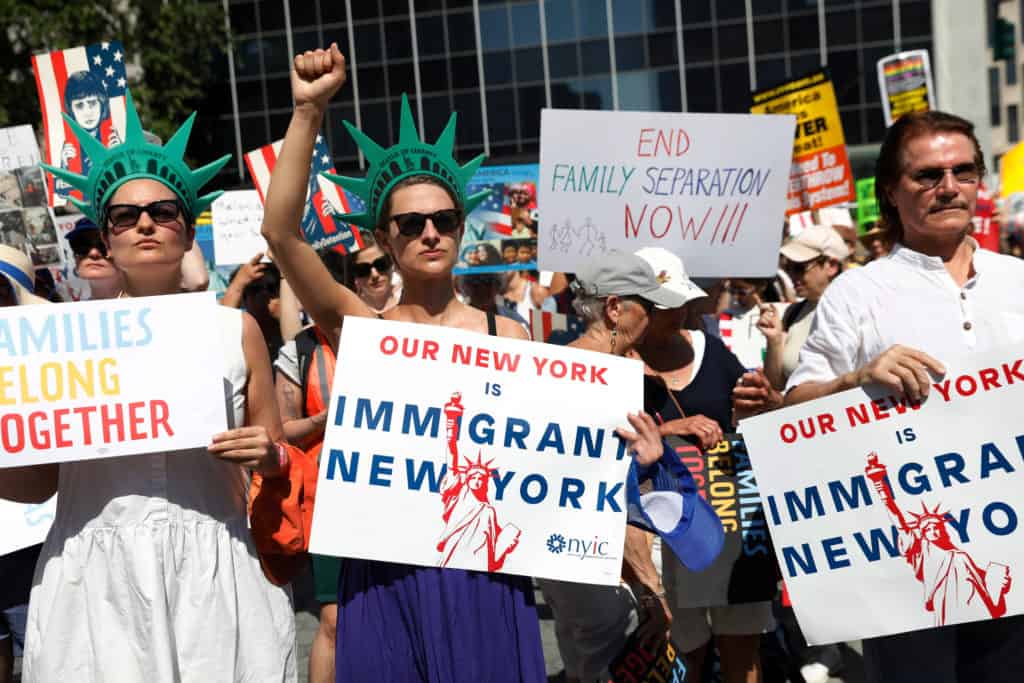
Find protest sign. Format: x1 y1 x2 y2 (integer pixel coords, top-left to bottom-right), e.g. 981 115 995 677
49 211 91 302
877 50 935 127
0 292 227 467
309 317 643 585
856 178 880 234
538 109 793 278
609 632 687 683
456 164 540 275
32 41 128 208
751 71 854 215
973 183 1000 253
0 125 61 267
0 497 55 557
244 135 366 255
211 190 266 266
0 125 41 171
739 345 1024 644
666 435 775 606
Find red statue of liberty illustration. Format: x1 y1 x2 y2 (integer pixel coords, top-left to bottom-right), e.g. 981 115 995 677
865 452 1012 625
436 392 521 571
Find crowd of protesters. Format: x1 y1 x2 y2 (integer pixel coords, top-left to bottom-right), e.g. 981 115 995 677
2 41 1023 683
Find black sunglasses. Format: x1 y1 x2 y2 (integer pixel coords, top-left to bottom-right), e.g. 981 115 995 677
69 235 108 258
391 209 462 237
105 200 184 234
353 254 393 278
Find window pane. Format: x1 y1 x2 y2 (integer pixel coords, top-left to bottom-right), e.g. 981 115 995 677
900 1 932 38
615 36 646 71
828 49 861 107
1009 104 1019 144
519 85 546 138
685 66 716 112
420 58 450 93
515 48 544 82
385 20 413 60
860 5 894 43
545 0 578 43
549 43 580 78
577 76 613 109
754 19 785 55
717 22 748 61
417 16 446 57
451 55 481 89
453 93 484 143
648 0 677 29
648 32 678 68
447 12 477 53
484 52 514 85
788 12 818 52
826 9 857 48
683 0 711 24
684 27 713 63
510 2 541 47
580 39 611 75
579 3 609 39
479 7 510 51
358 65 387 99
719 62 750 113
487 88 517 141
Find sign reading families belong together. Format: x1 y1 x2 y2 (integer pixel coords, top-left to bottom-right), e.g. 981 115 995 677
740 346 1024 644
309 317 643 585
538 109 794 277
0 293 227 467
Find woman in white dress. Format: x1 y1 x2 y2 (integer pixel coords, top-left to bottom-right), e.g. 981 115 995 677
0 93 297 682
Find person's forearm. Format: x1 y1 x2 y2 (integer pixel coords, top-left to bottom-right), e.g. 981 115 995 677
784 370 860 406
621 525 662 594
278 278 302 341
283 414 327 450
220 283 244 309
181 242 210 292
0 464 59 503
763 337 786 392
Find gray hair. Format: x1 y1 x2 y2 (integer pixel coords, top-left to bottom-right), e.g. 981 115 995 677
572 293 606 325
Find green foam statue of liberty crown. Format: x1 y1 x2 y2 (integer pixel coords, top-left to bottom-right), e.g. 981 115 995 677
41 90 231 225
322 93 488 230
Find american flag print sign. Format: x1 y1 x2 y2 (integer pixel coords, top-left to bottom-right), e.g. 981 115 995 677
456 163 539 276
32 41 128 208
244 134 366 255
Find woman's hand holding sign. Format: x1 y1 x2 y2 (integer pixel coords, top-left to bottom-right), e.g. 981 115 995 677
616 412 665 466
208 425 283 475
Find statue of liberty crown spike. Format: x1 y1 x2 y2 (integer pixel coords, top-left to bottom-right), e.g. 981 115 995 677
322 93 488 231
41 90 231 225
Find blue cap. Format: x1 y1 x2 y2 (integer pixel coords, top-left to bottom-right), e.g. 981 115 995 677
626 443 724 571
65 217 99 242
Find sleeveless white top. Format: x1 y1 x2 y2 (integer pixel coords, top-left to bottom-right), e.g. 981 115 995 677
23 307 296 682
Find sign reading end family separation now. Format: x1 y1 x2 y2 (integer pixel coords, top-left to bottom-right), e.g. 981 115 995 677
538 109 794 277
0 292 227 467
309 317 643 585
739 346 1024 645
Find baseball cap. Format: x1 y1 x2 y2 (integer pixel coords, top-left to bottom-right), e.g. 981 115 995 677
0 245 49 305
626 446 724 572
65 216 99 242
576 249 689 309
634 247 707 310
780 225 850 263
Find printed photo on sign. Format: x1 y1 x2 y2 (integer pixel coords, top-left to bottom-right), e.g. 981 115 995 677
32 40 129 208
309 317 644 585
739 346 1024 644
0 292 227 467
538 109 793 277
750 70 854 215
456 164 540 275
244 134 366 255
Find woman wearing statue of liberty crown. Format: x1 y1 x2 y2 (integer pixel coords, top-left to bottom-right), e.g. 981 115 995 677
261 44 676 682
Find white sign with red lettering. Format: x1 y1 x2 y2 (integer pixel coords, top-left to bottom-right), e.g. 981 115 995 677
309 317 643 585
538 109 794 277
0 292 227 467
0 497 55 556
740 346 1024 644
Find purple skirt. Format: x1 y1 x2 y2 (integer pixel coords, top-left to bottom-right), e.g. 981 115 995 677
335 559 546 682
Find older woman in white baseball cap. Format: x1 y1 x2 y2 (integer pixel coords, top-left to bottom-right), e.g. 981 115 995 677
0 245 49 306
757 225 850 392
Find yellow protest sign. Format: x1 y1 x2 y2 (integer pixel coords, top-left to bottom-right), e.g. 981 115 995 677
751 70 853 215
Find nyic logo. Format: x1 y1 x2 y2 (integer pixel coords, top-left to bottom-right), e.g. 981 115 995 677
545 533 614 560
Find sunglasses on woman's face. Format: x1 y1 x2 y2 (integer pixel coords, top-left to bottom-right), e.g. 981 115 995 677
69 235 108 259
105 200 184 235
391 209 462 237
353 255 393 278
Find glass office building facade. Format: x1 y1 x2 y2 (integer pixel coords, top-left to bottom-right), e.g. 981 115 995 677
206 0 934 186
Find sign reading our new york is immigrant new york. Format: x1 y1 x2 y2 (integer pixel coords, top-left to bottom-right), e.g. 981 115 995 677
739 346 1024 645
308 317 643 586
0 292 227 467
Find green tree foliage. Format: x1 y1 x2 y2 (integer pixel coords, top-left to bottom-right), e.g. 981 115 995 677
0 0 228 157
